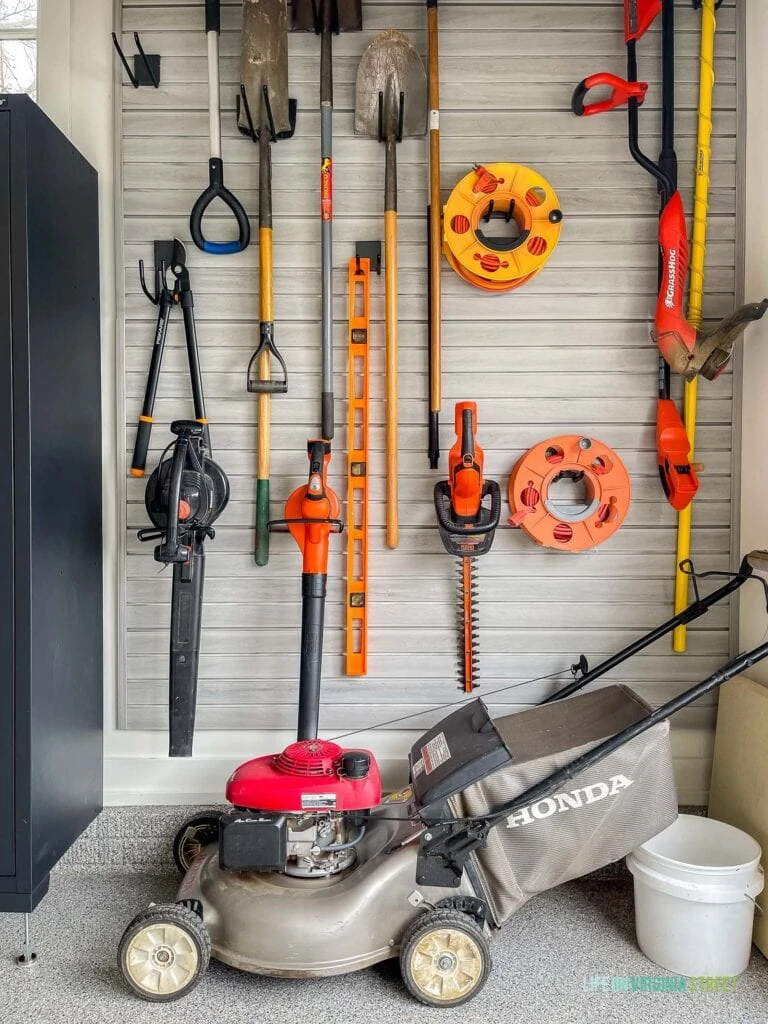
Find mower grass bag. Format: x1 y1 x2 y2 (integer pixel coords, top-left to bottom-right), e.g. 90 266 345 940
433 687 677 925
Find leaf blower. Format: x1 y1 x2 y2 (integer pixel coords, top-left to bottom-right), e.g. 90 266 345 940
434 402 501 692
139 420 230 757
269 439 344 739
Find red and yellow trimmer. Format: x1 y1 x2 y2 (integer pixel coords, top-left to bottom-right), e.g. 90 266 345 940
434 403 501 693
269 440 343 739
572 0 767 506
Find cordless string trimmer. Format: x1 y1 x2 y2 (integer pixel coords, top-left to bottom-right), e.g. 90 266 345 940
434 403 501 693
269 440 343 739
572 0 766 508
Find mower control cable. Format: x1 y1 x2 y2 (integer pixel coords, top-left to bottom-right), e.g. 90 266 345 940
418 630 768 887
541 552 761 705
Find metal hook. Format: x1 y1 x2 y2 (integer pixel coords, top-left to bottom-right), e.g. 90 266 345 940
238 84 257 142
262 85 278 144
111 31 160 89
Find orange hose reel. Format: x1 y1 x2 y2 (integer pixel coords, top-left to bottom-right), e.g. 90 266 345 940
508 436 631 552
443 163 563 292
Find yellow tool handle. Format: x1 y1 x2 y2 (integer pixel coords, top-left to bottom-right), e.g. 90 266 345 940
673 0 715 652
257 223 273 481
385 209 399 549
255 224 273 566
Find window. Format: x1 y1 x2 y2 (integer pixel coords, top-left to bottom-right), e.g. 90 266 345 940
0 1 37 98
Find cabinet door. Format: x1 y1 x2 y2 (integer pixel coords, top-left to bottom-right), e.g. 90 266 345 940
0 111 15 878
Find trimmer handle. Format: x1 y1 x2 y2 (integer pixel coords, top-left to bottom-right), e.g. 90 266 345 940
571 73 648 117
205 0 220 34
190 158 251 255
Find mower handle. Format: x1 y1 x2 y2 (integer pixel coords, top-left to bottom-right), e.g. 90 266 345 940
571 73 648 117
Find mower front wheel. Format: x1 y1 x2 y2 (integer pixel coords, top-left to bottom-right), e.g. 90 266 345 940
399 909 491 1007
172 813 220 874
118 902 210 1002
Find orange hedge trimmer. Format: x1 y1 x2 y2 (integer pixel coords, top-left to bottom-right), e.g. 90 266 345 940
434 402 501 693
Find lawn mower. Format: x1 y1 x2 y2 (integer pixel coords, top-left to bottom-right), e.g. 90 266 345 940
118 525 768 1006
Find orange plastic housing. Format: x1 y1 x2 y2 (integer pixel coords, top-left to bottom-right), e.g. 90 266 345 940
508 436 631 552
346 258 370 676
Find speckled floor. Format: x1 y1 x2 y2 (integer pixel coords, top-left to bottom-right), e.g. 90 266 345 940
2 870 767 1024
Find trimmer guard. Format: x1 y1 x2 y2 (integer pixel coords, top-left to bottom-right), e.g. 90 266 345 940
422 687 677 926
654 301 768 382
434 479 501 557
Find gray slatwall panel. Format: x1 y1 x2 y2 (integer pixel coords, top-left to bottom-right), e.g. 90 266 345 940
119 0 740 738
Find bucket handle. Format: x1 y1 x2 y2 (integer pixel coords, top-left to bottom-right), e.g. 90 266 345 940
744 892 763 915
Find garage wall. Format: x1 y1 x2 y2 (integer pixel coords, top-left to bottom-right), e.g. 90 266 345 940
117 0 741 801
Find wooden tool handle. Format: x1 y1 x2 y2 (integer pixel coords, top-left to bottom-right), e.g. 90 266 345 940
427 3 442 416
255 222 273 566
385 207 398 550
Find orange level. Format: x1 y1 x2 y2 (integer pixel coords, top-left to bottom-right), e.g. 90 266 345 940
346 256 371 676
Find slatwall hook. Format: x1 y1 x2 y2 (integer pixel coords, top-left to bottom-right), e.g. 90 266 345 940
237 84 257 141
112 31 161 89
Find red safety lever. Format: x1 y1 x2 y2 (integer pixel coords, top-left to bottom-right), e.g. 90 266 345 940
571 73 648 117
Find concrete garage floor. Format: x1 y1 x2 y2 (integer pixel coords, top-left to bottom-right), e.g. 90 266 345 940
1 870 768 1024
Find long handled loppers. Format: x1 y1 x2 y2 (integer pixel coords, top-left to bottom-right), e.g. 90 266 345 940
239 0 296 566
130 239 210 478
356 31 427 549
291 0 363 441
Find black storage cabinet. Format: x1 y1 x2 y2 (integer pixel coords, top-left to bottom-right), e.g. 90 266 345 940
0 95 103 913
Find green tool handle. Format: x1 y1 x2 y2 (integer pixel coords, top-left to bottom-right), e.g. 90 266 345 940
255 477 270 566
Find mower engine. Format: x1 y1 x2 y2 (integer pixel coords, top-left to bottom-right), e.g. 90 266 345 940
219 739 382 878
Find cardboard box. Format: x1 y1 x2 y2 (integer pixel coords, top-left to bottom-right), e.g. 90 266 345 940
709 675 768 957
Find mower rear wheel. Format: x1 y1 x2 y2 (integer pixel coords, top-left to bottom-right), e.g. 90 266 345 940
118 902 210 1002
172 813 220 874
399 909 491 1007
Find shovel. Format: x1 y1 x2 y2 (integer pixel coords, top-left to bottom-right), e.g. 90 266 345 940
291 1 363 442
238 0 296 566
355 31 427 550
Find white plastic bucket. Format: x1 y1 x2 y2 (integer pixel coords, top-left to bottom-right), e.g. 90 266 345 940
626 814 764 977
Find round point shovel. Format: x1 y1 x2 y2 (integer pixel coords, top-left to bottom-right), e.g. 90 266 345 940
238 0 296 566
355 30 427 549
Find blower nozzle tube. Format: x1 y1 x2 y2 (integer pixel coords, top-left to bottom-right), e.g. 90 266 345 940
297 572 327 741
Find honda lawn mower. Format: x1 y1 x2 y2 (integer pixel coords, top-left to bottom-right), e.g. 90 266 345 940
119 542 768 1007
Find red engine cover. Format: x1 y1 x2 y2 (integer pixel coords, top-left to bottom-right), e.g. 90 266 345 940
225 740 382 812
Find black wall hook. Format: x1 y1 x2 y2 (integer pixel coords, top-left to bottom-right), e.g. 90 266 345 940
112 32 160 89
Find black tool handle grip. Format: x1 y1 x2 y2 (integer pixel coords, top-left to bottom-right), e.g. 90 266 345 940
131 418 153 477
169 542 206 757
190 158 251 255
297 573 327 741
205 0 220 34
